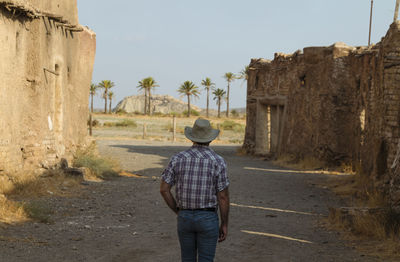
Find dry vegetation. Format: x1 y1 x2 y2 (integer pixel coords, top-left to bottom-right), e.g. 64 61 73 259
91 113 246 144
272 154 400 260
324 173 400 260
0 145 120 225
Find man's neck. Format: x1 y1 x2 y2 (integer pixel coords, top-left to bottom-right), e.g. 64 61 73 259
193 142 210 146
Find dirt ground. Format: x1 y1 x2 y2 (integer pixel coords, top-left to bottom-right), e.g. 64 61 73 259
0 139 385 261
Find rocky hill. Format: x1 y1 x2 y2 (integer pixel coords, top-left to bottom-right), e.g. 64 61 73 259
114 95 202 114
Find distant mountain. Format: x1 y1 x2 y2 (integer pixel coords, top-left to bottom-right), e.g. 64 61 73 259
114 95 201 114
112 94 246 117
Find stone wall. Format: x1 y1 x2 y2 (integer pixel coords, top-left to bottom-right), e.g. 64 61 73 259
0 0 96 175
244 22 400 206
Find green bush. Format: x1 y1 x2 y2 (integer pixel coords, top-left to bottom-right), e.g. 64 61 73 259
116 109 127 115
220 120 245 132
24 200 54 223
103 119 137 128
231 109 239 118
73 149 119 180
87 119 99 127
183 109 200 116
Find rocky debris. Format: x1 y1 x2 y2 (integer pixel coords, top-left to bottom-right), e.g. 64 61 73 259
58 158 85 177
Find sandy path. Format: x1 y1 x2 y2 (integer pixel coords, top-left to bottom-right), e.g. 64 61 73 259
0 140 380 261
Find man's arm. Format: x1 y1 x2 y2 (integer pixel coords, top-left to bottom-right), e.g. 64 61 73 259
217 187 229 242
160 180 178 214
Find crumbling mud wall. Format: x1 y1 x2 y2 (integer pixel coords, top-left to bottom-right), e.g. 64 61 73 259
0 0 96 175
244 22 400 207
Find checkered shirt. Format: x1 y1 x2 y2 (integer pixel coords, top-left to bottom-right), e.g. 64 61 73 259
161 145 229 209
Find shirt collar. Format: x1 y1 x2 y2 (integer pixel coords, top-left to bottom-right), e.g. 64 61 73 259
191 144 210 149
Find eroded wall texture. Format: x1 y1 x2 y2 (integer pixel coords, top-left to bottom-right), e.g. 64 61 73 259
0 0 96 175
244 22 400 207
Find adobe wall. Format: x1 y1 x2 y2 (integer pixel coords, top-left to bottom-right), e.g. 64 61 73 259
0 0 96 175
244 22 400 206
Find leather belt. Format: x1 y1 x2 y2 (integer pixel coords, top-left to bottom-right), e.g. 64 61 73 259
178 207 216 212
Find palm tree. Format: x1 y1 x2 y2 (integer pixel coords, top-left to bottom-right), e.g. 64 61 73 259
108 91 114 114
238 66 249 87
201 77 215 118
145 77 159 115
90 83 97 113
98 80 115 114
224 72 235 118
137 77 159 115
213 88 226 118
178 81 200 117
137 79 148 115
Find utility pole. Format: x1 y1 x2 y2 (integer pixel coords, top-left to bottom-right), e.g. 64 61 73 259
395 0 400 22
368 0 374 46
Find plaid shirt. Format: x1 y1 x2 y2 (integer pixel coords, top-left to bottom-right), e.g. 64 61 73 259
161 145 229 209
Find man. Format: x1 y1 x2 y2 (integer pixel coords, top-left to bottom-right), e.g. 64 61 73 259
160 118 230 262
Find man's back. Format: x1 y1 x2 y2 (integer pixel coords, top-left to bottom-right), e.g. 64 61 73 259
162 145 228 210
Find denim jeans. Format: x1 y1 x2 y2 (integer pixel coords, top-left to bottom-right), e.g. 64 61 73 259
177 210 219 262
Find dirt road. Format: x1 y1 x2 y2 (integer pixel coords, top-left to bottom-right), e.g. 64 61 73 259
0 140 380 261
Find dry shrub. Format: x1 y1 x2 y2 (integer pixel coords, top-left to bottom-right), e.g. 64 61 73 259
103 119 137 128
0 198 27 224
3 170 82 198
219 120 245 133
273 154 326 170
326 172 400 260
73 145 120 180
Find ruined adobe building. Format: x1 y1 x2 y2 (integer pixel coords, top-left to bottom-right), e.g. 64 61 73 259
0 0 96 175
243 22 400 207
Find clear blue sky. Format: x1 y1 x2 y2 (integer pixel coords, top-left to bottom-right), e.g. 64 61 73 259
78 0 396 110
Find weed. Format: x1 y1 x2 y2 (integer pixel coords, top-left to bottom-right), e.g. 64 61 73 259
23 200 53 224
116 109 127 115
231 109 239 118
0 198 27 224
3 170 81 198
87 119 99 127
104 119 137 128
273 154 326 170
73 149 119 180
183 109 200 116
219 120 245 132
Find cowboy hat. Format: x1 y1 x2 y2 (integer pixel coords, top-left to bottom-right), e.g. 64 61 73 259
184 118 219 143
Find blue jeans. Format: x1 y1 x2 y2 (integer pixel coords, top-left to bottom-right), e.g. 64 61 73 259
177 210 219 262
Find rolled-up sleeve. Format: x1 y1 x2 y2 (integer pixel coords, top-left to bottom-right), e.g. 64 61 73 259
161 157 176 186
216 160 229 192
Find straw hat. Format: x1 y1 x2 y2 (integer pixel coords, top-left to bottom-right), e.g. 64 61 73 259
184 118 219 143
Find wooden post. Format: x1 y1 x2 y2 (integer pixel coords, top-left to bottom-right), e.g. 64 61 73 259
395 0 400 22
143 123 147 139
368 0 374 46
172 116 176 143
89 113 92 136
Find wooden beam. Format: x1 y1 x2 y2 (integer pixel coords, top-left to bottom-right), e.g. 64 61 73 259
368 0 374 46
395 0 400 22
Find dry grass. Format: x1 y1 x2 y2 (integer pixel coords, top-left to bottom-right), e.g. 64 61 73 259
324 172 400 260
0 143 120 224
0 170 82 225
0 198 28 224
73 144 120 180
272 154 327 171
3 171 82 198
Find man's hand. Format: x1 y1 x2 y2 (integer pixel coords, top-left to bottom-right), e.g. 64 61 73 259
218 223 228 242
160 180 178 214
217 188 229 242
